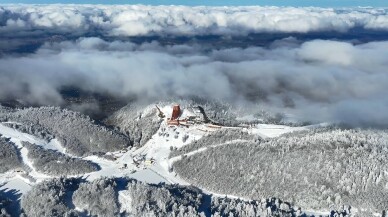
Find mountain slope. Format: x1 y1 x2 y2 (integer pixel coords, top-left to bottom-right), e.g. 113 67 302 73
173 128 388 215
0 137 22 173
0 107 131 156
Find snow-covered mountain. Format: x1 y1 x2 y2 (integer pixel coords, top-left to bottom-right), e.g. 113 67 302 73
0 103 385 216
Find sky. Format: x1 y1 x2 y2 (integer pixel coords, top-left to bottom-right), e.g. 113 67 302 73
0 0 387 7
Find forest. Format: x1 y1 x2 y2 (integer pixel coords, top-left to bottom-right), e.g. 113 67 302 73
0 137 22 173
0 107 130 156
23 142 100 176
0 103 385 216
173 128 388 215
17 177 351 217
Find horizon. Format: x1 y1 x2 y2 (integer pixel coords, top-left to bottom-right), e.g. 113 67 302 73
0 0 387 8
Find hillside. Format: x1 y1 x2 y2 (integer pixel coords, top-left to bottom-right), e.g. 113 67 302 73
20 177 347 217
0 103 385 216
0 107 131 156
0 137 22 173
173 128 388 215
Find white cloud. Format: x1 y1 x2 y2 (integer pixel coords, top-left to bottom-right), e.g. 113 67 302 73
298 40 356 65
0 4 387 127
1 37 388 127
0 5 387 36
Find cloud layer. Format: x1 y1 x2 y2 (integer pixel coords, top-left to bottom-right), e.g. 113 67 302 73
1 5 388 127
0 5 388 37
1 36 388 127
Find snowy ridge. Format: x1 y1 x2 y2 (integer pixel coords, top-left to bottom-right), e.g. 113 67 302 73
0 104 383 216
0 112 333 216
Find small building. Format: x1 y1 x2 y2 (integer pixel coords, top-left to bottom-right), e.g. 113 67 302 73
168 104 181 126
171 104 181 120
185 106 207 123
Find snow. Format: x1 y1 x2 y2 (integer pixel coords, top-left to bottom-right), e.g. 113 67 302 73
248 123 330 138
250 124 307 138
0 176 32 195
45 139 66 153
0 122 65 152
118 190 132 214
129 169 168 184
81 155 168 184
0 123 51 182
82 155 133 180
158 104 197 122
135 119 343 215
168 139 251 167
0 123 43 145
0 109 339 215
304 209 331 216
18 147 50 181
131 120 206 186
0 117 319 191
